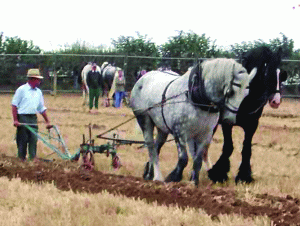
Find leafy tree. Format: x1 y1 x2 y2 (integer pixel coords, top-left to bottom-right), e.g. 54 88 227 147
112 32 160 68
112 32 160 88
269 33 294 59
229 33 299 82
3 37 40 54
160 31 212 73
0 34 41 85
230 41 255 59
0 32 3 54
230 33 294 59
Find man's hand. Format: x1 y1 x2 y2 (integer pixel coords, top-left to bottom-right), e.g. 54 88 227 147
13 120 20 127
46 122 53 130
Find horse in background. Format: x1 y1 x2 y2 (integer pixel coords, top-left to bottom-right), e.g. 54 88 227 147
100 62 123 106
101 62 122 93
80 62 101 105
130 59 256 185
208 46 288 184
157 66 180 76
79 62 123 106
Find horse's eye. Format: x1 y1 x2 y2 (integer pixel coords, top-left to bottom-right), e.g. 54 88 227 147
226 89 234 97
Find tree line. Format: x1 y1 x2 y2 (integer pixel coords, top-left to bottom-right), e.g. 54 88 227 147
0 31 299 90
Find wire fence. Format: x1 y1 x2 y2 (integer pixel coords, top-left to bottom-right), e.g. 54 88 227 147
1 53 300 98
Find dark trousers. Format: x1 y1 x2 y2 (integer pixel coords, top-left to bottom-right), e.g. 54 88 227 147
16 114 38 161
89 88 102 109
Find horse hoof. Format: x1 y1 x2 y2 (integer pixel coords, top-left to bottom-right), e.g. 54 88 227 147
207 168 228 183
143 162 154 180
235 175 254 184
189 173 199 186
165 171 182 183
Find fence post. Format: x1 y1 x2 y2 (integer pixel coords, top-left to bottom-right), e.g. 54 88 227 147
52 53 57 96
123 54 128 77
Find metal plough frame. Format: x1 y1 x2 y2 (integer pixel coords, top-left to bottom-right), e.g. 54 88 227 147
22 123 144 170
23 124 76 160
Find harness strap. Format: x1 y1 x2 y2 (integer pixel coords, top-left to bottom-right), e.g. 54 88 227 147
188 63 219 112
161 79 178 134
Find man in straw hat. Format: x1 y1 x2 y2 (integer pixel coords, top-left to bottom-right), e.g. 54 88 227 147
11 68 52 161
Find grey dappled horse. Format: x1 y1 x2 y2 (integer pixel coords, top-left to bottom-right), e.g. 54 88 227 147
130 58 257 185
81 62 122 106
100 62 123 106
100 62 122 94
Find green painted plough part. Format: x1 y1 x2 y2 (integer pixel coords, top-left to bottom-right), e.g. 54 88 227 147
22 124 123 170
23 123 145 170
23 124 78 160
77 128 121 170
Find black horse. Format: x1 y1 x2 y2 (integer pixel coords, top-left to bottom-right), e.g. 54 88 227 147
208 46 288 184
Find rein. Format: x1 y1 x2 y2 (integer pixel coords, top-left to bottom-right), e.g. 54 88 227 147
187 62 241 114
161 78 179 134
99 90 220 141
245 66 281 115
247 90 279 115
222 81 248 114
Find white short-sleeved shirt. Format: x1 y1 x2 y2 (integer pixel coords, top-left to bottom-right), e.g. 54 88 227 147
11 83 47 114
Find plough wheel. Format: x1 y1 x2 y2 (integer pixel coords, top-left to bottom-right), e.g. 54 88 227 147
81 151 95 171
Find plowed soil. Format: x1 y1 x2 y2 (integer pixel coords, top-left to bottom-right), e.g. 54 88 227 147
0 154 299 226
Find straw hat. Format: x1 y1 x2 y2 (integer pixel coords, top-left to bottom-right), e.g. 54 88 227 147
27 69 43 79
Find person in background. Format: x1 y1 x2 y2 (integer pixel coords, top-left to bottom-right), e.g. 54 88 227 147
11 68 52 161
114 70 126 108
86 63 103 113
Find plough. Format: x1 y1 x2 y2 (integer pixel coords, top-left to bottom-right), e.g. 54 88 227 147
23 123 144 171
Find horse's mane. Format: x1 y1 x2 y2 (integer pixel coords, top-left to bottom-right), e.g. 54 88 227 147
187 58 244 107
201 58 241 92
241 46 280 73
242 46 282 97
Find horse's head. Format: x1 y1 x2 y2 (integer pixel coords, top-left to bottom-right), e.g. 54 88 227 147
190 59 256 124
220 61 257 124
242 47 287 109
265 48 288 108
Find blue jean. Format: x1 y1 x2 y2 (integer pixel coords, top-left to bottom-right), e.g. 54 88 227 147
115 91 125 108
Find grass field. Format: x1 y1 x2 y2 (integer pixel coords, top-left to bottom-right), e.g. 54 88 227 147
1 94 300 225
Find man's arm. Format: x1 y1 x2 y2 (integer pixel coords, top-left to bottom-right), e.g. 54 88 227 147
41 110 52 129
12 105 20 127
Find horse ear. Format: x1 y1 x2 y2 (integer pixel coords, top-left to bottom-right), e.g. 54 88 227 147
249 67 257 81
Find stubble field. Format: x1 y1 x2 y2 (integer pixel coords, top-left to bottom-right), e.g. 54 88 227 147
0 94 300 225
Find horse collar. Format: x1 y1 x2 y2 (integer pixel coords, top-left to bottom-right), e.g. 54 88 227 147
188 65 219 112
